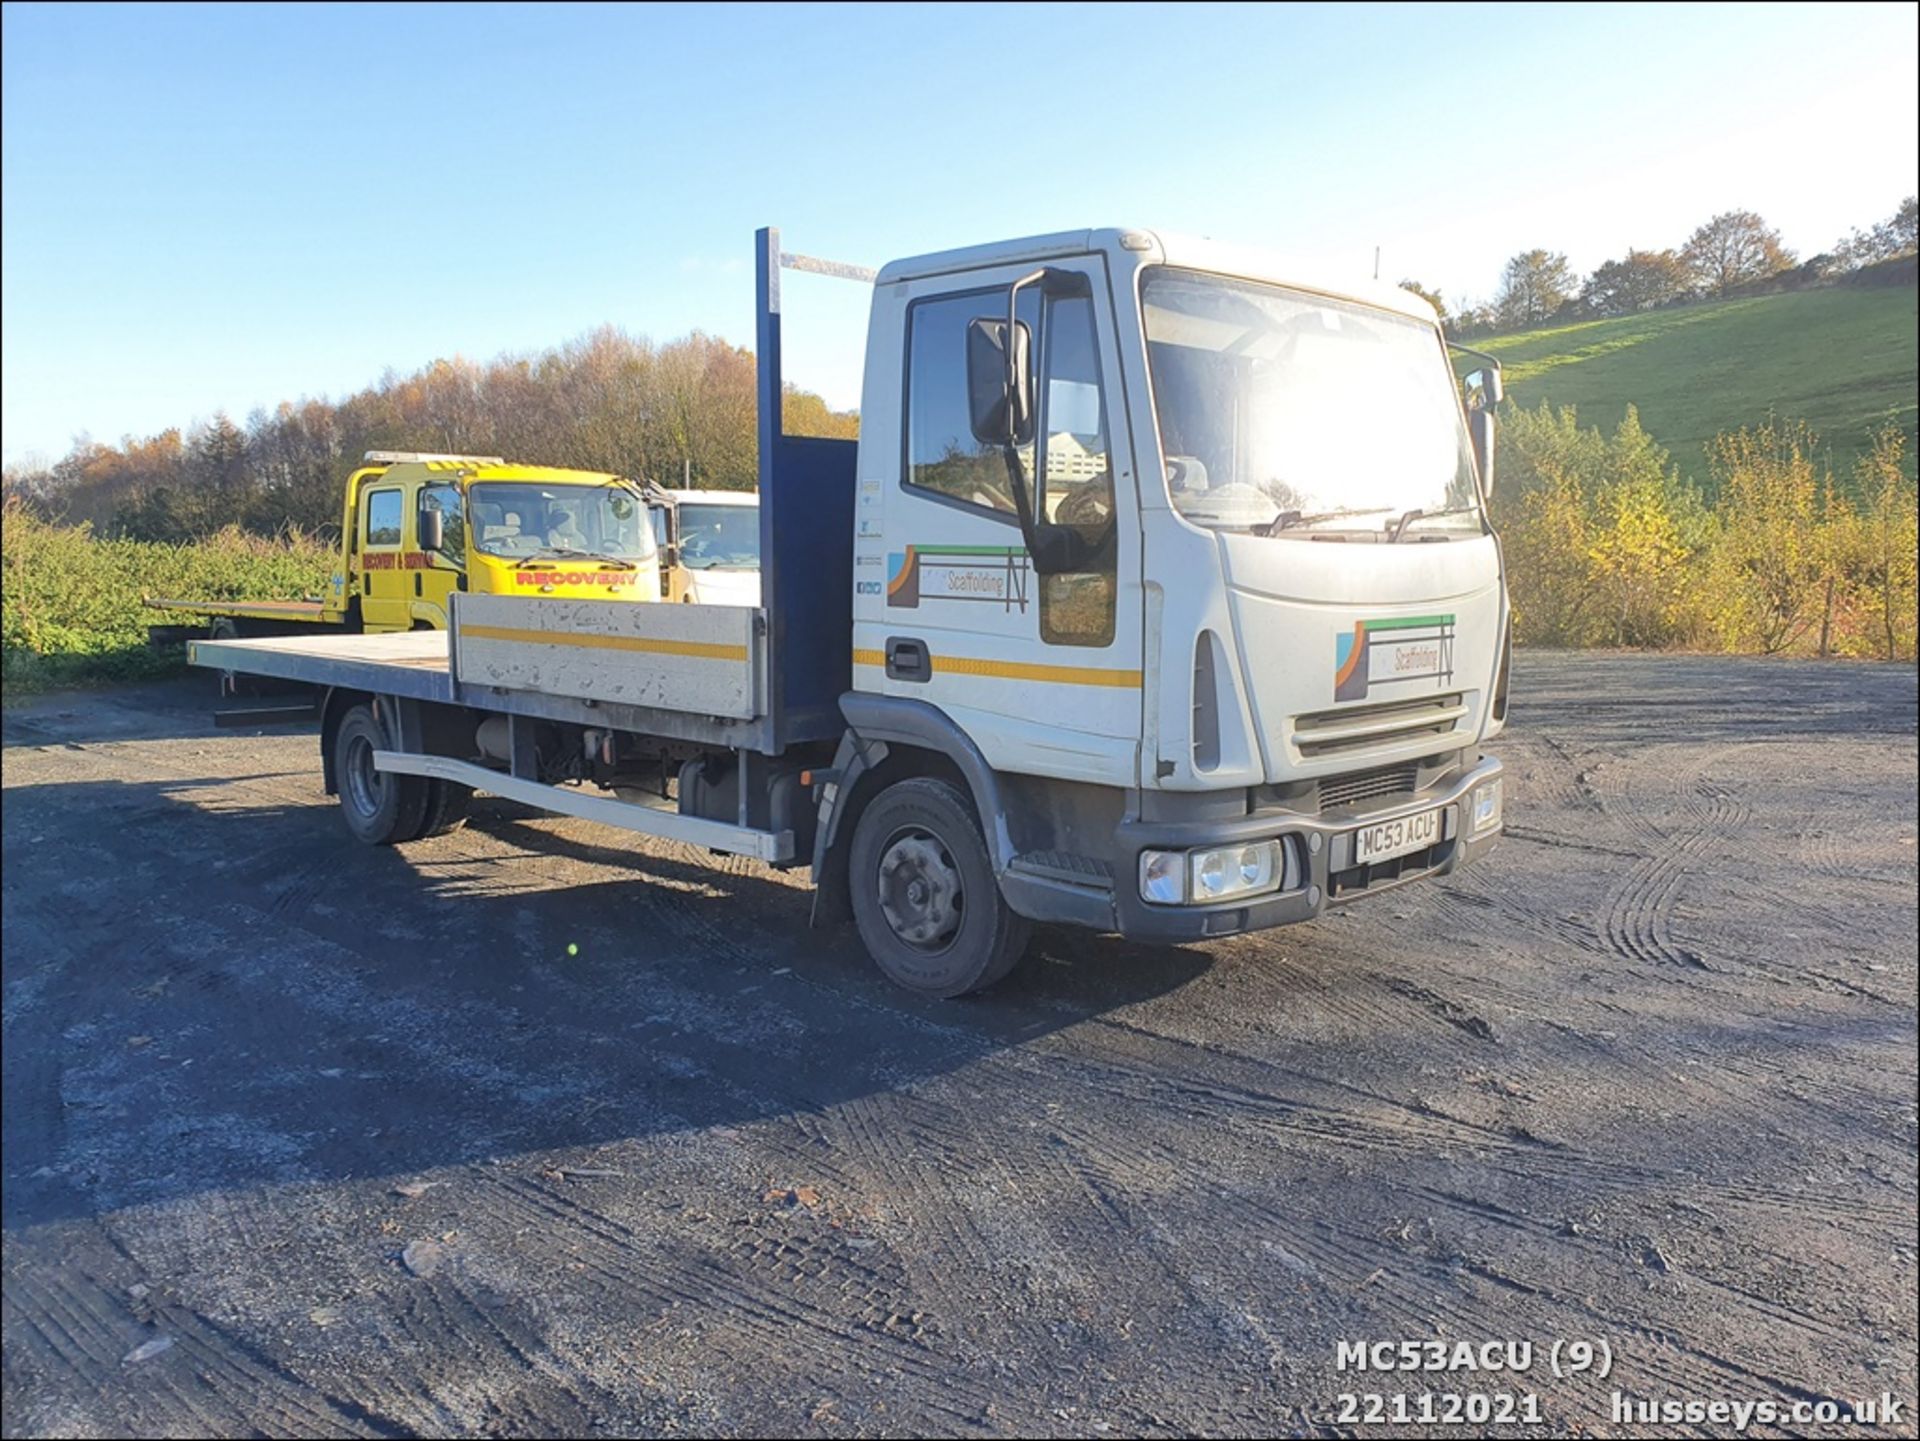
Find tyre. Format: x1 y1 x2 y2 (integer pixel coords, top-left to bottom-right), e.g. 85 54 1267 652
411 778 472 840
332 704 430 845
848 777 1030 997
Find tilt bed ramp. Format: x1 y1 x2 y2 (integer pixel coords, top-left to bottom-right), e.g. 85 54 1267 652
184 224 1507 997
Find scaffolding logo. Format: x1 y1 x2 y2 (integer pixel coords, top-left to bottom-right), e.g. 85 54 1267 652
887 546 1030 613
1334 614 1456 702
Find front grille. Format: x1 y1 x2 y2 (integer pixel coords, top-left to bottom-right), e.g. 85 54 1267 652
1319 762 1420 811
1329 838 1454 898
1292 692 1467 759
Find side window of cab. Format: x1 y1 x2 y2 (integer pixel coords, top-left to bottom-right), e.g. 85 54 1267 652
905 287 1040 518
364 488 403 547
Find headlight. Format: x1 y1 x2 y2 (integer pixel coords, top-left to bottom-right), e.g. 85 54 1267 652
1139 850 1187 904
1191 841 1282 901
1471 777 1503 833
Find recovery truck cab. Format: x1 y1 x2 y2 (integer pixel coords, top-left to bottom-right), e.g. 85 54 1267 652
191 227 1509 998
148 452 662 640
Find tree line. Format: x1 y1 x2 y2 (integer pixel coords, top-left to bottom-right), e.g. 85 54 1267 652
1402 195 1917 333
1498 404 1916 661
3 328 856 544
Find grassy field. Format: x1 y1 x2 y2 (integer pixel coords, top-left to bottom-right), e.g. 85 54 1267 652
1 503 332 693
1473 285 1918 493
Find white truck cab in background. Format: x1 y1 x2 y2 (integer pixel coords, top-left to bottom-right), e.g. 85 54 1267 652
651 488 763 605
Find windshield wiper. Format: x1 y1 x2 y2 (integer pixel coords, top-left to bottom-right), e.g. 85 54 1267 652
524 549 637 568
1391 505 1481 542
1261 505 1397 536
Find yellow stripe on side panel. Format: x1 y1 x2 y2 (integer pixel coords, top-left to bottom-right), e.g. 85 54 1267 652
463 623 747 662
852 649 1140 688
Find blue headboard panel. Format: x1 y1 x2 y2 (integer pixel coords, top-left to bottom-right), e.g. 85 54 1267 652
758 227 858 751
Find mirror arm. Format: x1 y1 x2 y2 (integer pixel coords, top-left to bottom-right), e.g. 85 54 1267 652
999 268 1049 558
1446 339 1504 388
1447 339 1503 505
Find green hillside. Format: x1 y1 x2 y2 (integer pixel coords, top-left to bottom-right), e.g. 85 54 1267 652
1471 286 1918 493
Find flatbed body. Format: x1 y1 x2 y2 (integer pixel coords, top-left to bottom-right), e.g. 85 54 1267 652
191 594 774 753
146 596 341 625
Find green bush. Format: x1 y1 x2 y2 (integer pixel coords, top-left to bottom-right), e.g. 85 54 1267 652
2 499 332 692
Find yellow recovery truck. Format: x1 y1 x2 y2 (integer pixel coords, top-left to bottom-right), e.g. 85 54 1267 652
146 452 664 649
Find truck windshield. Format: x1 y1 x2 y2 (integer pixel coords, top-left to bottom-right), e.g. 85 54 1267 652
1141 269 1481 539
467 482 657 563
677 503 760 569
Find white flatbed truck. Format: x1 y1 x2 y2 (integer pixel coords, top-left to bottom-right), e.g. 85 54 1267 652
191 226 1511 997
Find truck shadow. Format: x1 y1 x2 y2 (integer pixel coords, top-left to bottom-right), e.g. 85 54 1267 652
2 776 1215 1230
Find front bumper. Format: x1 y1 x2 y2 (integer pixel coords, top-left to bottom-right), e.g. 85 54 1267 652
1000 754 1503 942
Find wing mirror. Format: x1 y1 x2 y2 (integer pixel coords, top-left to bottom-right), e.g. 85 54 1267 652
1450 343 1505 507
1463 367 1504 410
417 505 445 553
966 315 1033 447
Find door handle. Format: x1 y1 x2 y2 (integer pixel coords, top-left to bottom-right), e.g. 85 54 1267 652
885 637 931 683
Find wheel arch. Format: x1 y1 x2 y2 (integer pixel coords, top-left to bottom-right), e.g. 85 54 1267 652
808 694 1013 928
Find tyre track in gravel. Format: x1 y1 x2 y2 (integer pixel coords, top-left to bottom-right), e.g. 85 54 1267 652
1046 1014 1917 1236
0 1225 400 1439
436 1173 1005 1434
1406 1182 1871 1351
1592 760 1752 978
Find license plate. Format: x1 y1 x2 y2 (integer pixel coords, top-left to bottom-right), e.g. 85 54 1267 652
1353 807 1442 864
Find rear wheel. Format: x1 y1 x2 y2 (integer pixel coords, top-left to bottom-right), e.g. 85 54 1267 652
413 778 472 839
332 704 429 845
848 777 1030 997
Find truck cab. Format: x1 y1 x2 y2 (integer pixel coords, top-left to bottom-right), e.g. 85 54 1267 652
650 487 762 605
837 227 1507 954
337 454 663 630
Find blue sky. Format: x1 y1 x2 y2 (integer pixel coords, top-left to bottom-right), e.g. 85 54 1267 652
3 1 1915 465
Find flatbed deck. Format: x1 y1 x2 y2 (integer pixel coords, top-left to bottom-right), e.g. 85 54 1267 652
189 600 777 751
146 596 336 623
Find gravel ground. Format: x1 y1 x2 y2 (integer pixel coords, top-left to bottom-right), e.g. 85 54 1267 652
3 653 1915 1438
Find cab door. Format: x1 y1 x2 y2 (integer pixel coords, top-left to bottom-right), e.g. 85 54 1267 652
417 482 466 625
861 256 1143 787
358 484 410 631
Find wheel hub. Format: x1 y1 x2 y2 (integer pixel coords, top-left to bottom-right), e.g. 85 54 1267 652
343 732 384 817
877 830 963 951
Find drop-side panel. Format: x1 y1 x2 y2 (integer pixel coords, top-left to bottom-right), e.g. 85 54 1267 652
452 593 764 720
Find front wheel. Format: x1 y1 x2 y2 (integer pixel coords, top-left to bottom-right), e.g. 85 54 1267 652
848 777 1030 997
332 704 429 845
